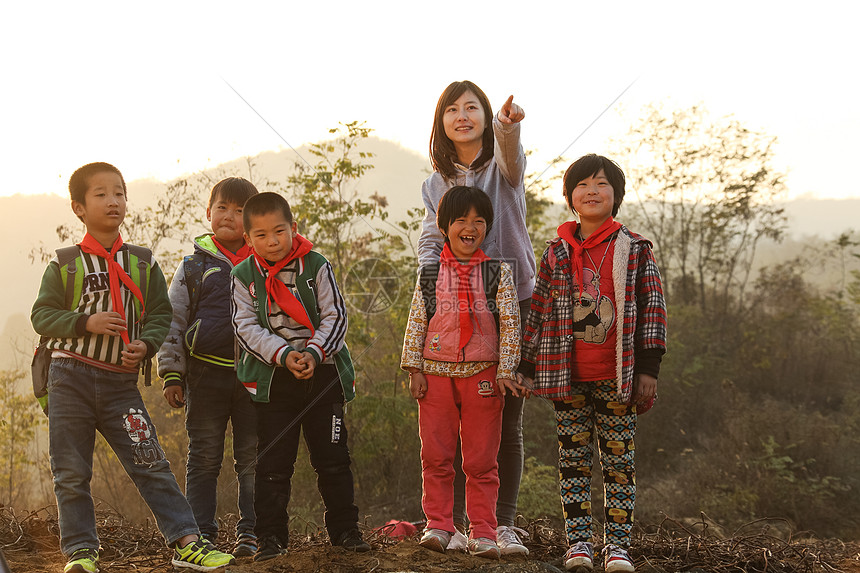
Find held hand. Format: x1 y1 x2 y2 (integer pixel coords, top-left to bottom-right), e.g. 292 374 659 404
120 339 147 368
284 350 305 375
632 373 657 405
409 371 428 400
497 377 522 398
516 372 534 399
86 312 127 336
294 351 317 380
163 385 186 408
497 95 525 124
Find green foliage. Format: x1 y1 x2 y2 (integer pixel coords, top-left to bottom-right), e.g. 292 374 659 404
517 457 561 521
0 369 44 507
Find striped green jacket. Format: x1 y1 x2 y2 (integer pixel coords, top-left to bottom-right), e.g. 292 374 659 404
30 244 172 371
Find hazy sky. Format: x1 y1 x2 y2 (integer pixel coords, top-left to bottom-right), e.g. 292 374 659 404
3 1 858 200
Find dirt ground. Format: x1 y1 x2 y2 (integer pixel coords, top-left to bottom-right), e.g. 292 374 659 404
4 509 860 573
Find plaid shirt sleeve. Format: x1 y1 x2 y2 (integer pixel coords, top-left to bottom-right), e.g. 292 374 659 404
519 244 555 379
634 243 667 356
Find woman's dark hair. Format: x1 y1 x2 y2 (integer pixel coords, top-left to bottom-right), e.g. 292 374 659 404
209 177 259 208
562 154 626 217
430 81 494 180
436 186 494 241
242 192 293 232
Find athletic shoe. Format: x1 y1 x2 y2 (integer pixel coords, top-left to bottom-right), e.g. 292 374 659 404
497 525 529 555
64 548 99 573
564 541 594 572
604 544 635 573
448 528 468 552
336 528 371 552
232 532 258 557
254 536 287 562
172 537 236 570
419 528 451 553
467 537 500 559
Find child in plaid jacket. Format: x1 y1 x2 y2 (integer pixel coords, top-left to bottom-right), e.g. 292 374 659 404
518 154 666 573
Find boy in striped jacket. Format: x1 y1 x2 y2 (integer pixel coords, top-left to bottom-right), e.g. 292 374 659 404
518 154 667 573
31 162 235 573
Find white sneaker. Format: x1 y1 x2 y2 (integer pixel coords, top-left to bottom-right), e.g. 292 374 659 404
447 528 468 552
418 528 450 553
603 544 635 573
496 525 529 555
564 541 594 571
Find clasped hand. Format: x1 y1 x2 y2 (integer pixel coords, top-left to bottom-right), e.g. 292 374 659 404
286 350 316 380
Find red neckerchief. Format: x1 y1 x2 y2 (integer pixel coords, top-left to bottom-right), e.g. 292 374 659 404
78 233 146 345
253 234 315 333
440 243 490 350
557 217 621 301
211 237 253 267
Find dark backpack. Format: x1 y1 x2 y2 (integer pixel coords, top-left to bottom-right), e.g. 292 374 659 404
418 260 502 329
32 245 153 415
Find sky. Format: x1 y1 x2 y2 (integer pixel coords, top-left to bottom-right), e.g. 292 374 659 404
2 1 858 201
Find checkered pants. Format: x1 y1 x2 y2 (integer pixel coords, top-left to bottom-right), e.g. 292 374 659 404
554 379 636 548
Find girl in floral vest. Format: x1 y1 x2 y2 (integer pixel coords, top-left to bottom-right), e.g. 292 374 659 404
518 154 667 573
401 185 524 559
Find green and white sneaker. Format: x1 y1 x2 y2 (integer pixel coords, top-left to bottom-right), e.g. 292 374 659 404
64 548 99 573
172 538 236 571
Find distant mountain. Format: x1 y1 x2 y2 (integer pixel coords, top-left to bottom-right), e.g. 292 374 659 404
3 138 857 369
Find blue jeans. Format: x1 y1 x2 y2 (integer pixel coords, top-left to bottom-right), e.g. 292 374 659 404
185 359 257 539
48 358 198 557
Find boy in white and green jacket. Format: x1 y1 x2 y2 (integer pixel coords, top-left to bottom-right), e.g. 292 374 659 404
230 192 368 562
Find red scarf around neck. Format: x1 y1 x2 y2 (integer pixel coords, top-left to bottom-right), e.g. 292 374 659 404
78 233 146 344
212 237 253 267
253 234 315 333
440 243 490 350
557 217 622 301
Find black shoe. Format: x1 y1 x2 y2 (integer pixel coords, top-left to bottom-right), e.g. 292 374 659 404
254 535 287 562
336 528 370 552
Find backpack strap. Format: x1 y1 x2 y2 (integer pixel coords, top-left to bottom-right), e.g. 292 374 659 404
56 246 81 310
126 244 152 313
183 253 207 321
418 263 440 321
125 244 153 386
480 260 502 330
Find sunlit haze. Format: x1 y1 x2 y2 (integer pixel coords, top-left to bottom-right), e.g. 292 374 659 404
3 1 858 200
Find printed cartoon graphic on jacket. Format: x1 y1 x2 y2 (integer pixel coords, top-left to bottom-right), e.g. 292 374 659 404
573 267 614 344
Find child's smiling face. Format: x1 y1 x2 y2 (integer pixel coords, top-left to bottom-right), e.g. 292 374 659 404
569 168 615 224
443 206 487 262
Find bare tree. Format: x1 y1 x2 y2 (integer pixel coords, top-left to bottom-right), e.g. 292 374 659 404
611 104 787 311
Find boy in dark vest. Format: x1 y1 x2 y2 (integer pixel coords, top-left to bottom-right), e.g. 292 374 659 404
230 192 370 561
30 162 235 573
157 177 259 557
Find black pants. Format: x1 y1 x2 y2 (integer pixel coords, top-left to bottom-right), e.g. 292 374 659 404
253 364 359 544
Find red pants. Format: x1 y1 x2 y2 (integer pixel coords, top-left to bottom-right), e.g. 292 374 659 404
419 366 503 540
